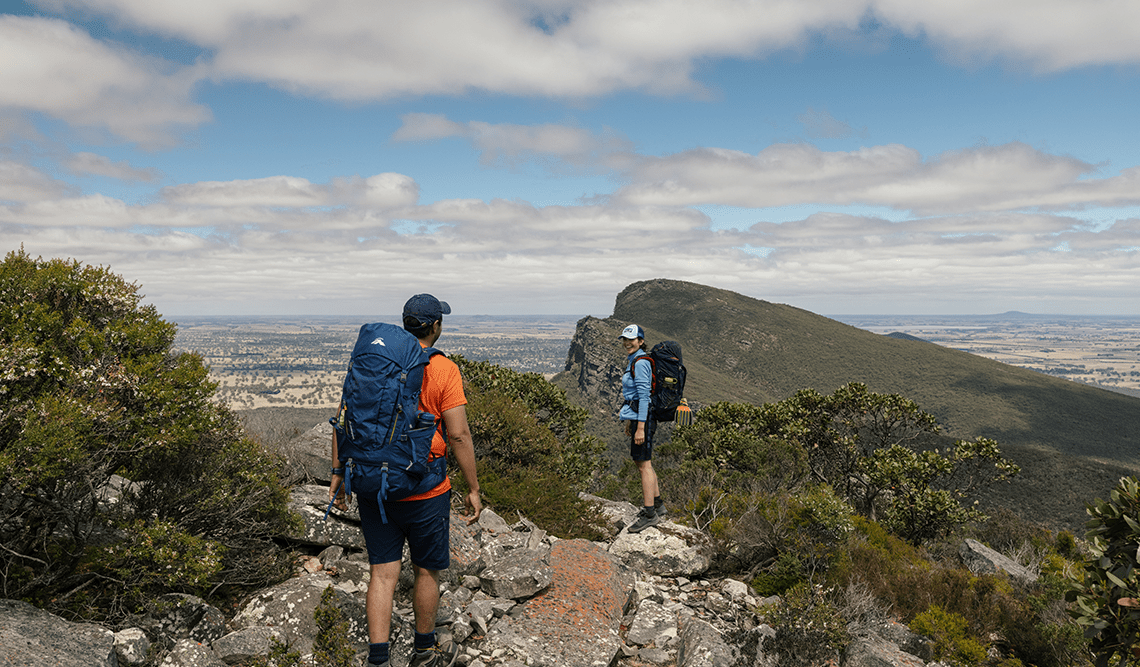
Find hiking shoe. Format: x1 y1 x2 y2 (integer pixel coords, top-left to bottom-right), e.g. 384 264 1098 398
409 640 459 667
655 503 667 517
628 506 662 533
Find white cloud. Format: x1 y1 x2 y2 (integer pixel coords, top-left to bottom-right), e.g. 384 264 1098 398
6 168 1140 315
0 161 73 202
32 0 1140 105
875 0 1140 71
393 114 634 169
66 152 160 181
613 142 1140 215
159 173 419 209
0 15 210 147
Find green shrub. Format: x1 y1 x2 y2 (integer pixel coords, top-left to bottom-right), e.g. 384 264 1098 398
910 605 988 666
0 250 295 620
454 355 604 491
760 583 849 665
1066 476 1140 667
474 462 607 540
313 586 355 667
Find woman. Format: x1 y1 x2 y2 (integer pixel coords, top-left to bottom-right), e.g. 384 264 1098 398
618 324 665 533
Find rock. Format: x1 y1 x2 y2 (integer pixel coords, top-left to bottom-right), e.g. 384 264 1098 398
0 599 117 667
478 547 553 599
580 492 641 536
958 538 1037 585
675 616 738 667
286 484 366 549
286 421 335 483
481 539 635 666
450 517 487 576
626 599 677 646
844 634 928 667
135 594 227 648
211 626 286 665
609 520 714 577
231 573 367 656
159 638 226 667
114 627 152 666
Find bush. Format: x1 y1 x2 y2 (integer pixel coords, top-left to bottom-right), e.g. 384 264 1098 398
910 605 988 666
454 355 604 491
1066 476 1140 667
760 582 849 665
0 250 295 620
473 462 607 540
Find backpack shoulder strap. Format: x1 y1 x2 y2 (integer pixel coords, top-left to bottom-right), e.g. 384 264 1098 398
629 353 655 392
417 346 448 455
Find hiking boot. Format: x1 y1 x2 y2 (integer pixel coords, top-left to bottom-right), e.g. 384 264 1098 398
628 506 662 533
655 503 667 517
409 640 459 667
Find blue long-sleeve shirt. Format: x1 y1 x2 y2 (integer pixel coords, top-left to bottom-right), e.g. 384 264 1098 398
618 352 652 422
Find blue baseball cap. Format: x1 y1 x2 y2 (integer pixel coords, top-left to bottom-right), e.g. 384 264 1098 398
403 293 451 325
618 324 645 340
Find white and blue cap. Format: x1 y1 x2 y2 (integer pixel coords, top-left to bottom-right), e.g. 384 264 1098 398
618 324 645 340
403 293 451 325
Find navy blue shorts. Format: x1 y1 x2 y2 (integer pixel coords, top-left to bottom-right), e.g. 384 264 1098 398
357 491 450 570
628 418 657 462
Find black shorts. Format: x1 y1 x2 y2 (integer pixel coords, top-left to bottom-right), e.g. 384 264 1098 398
628 418 657 462
357 491 450 569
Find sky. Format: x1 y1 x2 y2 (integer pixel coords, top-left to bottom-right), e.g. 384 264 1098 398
2 0 1140 318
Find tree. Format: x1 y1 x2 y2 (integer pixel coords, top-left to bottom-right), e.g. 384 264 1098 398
672 383 1018 544
1067 476 1140 667
0 249 295 620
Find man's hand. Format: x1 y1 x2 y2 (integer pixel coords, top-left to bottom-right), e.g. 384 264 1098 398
462 488 482 525
329 474 349 511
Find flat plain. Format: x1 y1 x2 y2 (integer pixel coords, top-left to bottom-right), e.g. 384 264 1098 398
172 315 580 410
172 313 1140 410
834 313 1140 398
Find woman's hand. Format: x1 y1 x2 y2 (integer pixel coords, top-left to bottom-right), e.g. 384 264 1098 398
634 421 646 445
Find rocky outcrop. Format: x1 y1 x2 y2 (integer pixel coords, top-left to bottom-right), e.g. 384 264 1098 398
561 315 626 407
0 599 117 667
3 489 967 667
958 538 1038 585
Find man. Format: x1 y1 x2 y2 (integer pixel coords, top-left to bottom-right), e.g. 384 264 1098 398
330 293 481 667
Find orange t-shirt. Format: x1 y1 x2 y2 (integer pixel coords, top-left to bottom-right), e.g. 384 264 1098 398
401 346 466 501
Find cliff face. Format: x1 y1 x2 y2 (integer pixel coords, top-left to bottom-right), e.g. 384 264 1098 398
561 315 627 411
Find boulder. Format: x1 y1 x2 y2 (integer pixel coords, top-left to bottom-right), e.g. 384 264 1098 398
481 539 635 667
609 520 714 577
286 484 366 549
478 547 554 600
231 573 367 656
0 599 117 667
843 634 928 667
676 616 738 667
114 627 152 666
958 538 1037 585
211 626 286 665
137 594 227 647
626 599 678 647
286 421 335 483
159 638 226 667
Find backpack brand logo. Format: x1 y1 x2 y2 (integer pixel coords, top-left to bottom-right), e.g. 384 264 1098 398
371 338 386 346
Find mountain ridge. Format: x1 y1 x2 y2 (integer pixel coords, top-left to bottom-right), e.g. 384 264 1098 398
555 278 1140 530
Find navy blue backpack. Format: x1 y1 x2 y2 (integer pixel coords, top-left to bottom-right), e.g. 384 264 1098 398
631 340 688 422
330 322 447 522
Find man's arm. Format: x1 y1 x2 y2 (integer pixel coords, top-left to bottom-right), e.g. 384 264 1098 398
442 404 481 524
329 429 348 511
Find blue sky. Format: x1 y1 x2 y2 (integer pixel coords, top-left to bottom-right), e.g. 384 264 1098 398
2 1 1139 317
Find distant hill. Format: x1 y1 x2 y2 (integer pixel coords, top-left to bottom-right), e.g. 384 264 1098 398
555 279 1140 530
